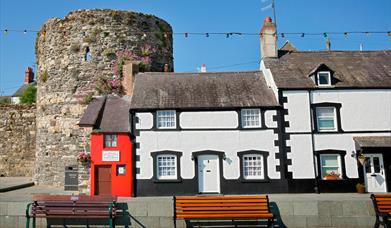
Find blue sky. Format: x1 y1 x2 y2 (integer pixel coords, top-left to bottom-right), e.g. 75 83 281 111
0 0 390 95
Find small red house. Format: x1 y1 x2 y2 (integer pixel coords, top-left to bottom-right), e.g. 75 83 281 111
79 96 133 197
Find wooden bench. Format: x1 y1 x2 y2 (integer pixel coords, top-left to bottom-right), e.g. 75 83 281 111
25 194 118 228
371 194 391 228
173 195 275 228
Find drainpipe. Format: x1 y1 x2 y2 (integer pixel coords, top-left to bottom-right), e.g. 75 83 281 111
308 90 320 193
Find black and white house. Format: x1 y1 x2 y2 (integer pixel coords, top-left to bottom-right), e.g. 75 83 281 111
129 71 286 196
260 18 391 193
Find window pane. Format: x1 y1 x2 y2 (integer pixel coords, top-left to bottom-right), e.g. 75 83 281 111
318 73 330 85
318 118 335 129
321 167 339 177
316 107 336 131
373 157 380 173
321 155 338 167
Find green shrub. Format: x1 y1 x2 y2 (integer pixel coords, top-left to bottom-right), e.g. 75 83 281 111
20 85 37 104
0 97 11 104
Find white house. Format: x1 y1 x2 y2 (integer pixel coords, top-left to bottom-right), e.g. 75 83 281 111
260 17 391 193
129 71 286 196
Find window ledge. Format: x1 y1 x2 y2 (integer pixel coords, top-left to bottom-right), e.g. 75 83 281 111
240 178 270 183
153 178 182 183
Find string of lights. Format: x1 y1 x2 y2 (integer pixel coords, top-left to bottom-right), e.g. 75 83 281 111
1 28 390 38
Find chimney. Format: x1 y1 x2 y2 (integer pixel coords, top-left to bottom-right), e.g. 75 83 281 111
200 64 206 73
24 67 34 84
121 62 139 96
260 16 277 58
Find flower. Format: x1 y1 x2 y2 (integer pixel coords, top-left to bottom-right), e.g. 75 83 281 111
77 152 91 163
326 171 340 177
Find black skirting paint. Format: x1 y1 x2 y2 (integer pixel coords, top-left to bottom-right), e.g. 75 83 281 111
135 178 361 196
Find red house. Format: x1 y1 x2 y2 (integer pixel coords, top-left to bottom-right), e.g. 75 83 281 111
79 96 133 197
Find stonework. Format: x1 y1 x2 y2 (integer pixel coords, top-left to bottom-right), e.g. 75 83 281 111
34 9 173 187
0 105 36 177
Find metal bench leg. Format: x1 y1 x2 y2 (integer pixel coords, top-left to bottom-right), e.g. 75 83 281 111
267 218 274 228
26 217 30 228
32 216 36 228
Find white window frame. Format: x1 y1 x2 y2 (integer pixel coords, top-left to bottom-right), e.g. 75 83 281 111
242 154 264 179
319 154 342 179
104 134 117 148
241 109 262 128
156 154 177 180
317 71 331 86
316 107 337 132
156 110 176 129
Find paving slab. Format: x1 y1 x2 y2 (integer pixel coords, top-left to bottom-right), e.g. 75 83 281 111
0 177 34 192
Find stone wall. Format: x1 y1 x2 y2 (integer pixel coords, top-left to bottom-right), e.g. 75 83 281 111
34 9 173 186
0 105 36 177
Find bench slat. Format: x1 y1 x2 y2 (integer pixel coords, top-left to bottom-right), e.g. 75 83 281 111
176 203 267 207
176 213 273 219
176 199 268 203
176 196 267 200
177 206 269 211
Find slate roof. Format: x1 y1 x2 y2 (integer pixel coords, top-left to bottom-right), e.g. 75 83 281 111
78 96 131 133
130 71 279 110
12 82 37 97
263 50 391 89
354 136 391 148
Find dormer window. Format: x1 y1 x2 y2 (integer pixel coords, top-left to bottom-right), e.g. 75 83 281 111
317 71 331 86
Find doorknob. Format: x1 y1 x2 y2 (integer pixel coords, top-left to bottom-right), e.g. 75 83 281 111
206 170 211 172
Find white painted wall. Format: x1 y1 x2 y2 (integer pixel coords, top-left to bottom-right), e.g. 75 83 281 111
264 110 277 128
180 111 238 129
283 91 312 133
311 90 391 131
287 134 315 178
260 60 279 101
135 111 280 180
135 112 153 129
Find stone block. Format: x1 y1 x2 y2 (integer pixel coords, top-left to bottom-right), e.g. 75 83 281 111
318 201 343 216
1 215 18 228
130 216 160 228
342 201 370 216
127 202 148 216
280 215 307 227
331 216 374 227
306 215 332 227
0 203 7 215
274 201 293 216
159 217 174 228
147 202 172 217
293 201 318 216
7 202 25 216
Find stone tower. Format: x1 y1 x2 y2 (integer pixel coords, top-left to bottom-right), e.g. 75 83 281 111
34 9 173 187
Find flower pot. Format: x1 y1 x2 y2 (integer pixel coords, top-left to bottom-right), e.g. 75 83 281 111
356 186 365 193
324 175 340 180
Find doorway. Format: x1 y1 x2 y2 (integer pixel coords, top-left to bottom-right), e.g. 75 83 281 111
95 165 112 195
364 154 387 192
198 155 220 193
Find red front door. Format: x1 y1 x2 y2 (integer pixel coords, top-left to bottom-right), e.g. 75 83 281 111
95 165 112 195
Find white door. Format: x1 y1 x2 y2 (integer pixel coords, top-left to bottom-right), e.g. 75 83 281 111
364 154 387 192
198 155 220 193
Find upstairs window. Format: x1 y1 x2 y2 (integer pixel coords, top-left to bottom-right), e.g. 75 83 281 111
156 110 176 129
241 109 261 128
104 134 117 148
316 107 337 132
317 71 331 86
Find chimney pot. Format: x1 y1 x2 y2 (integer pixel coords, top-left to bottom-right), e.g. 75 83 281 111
260 16 277 59
24 67 34 84
264 16 272 23
163 64 169 72
200 64 206 73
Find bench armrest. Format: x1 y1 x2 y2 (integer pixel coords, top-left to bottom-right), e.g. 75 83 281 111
25 203 32 218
